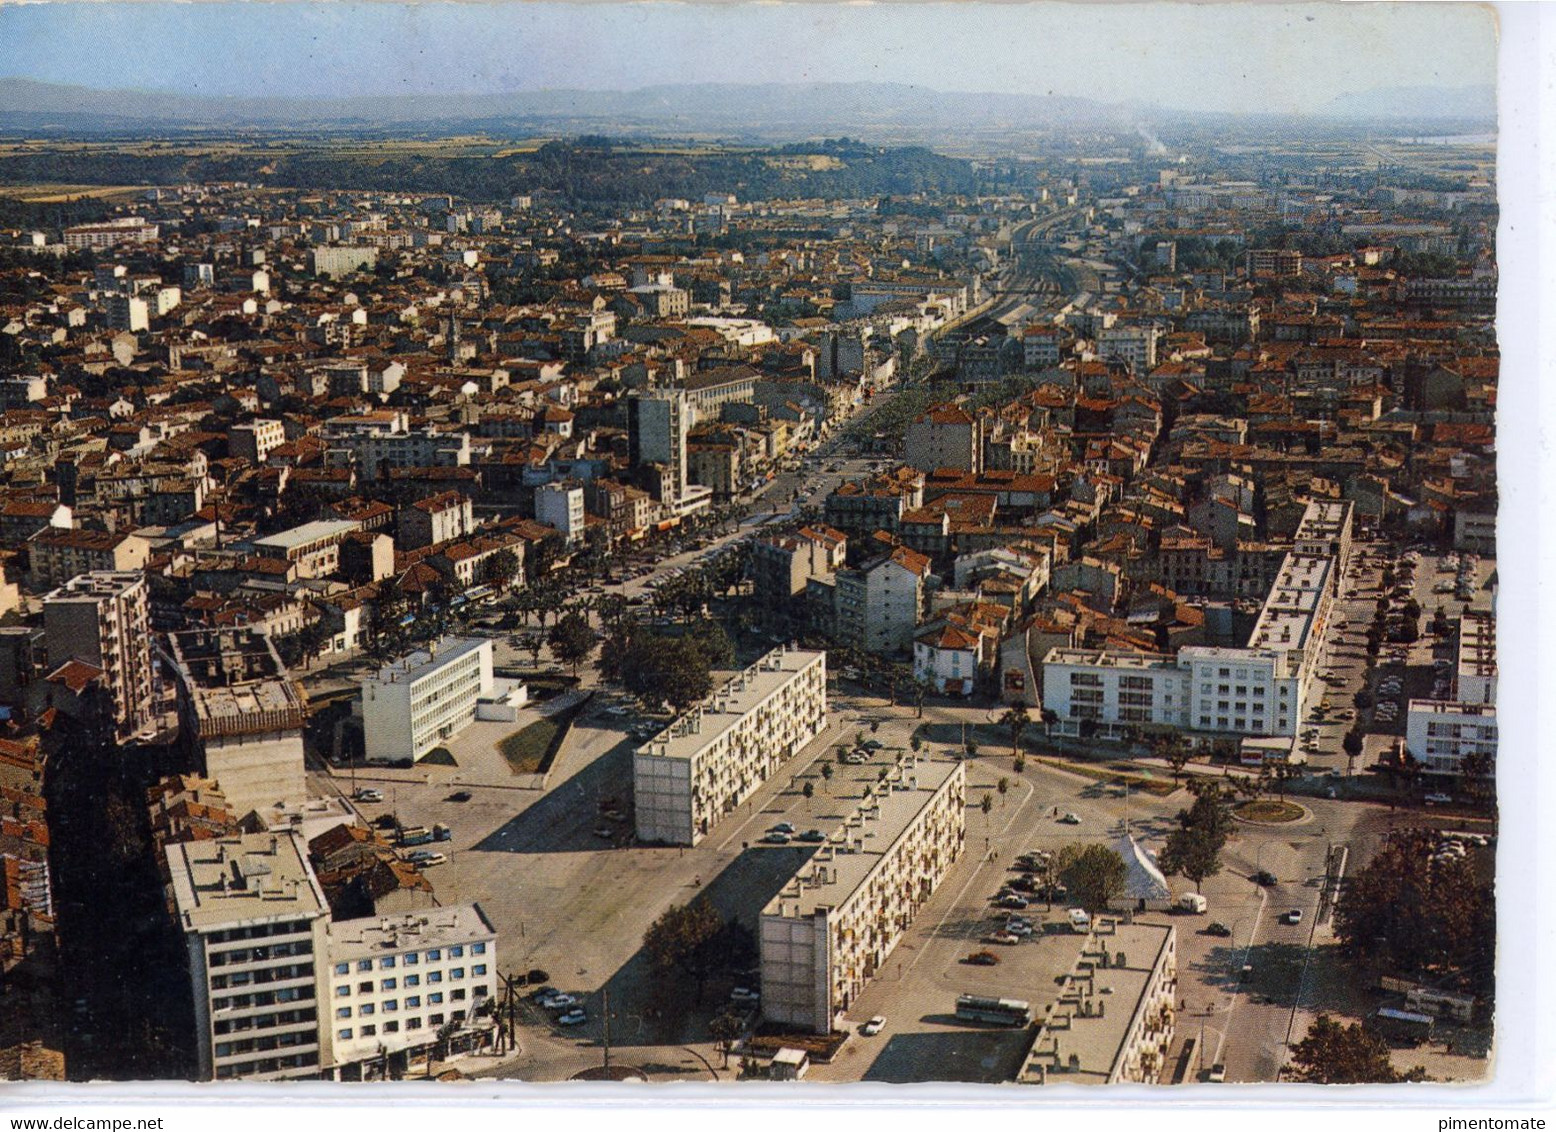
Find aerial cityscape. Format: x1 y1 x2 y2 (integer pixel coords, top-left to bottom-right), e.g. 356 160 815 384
0 1 1505 1091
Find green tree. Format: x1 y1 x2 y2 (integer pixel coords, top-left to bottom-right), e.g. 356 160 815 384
997 777 1010 805
980 793 993 825
708 1009 745 1067
1000 705 1030 759
1155 733 1193 782
548 610 596 675
480 547 522 590
820 762 833 793
1289 1015 1420 1084
1342 728 1365 776
1334 829 1494 996
1158 780 1235 893
802 781 815 810
1056 843 1127 913
642 900 754 1003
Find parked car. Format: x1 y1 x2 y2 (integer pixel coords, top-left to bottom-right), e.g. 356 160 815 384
1004 920 1034 937
406 850 446 867
861 1016 886 1037
1204 922 1233 938
539 993 577 1010
797 829 826 843
771 822 796 835
1252 870 1277 887
1424 793 1454 805
730 987 761 1002
761 832 792 845
557 1010 588 1026
446 790 472 803
354 789 384 803
965 951 1001 966
998 894 1030 909
1208 1063 1227 1083
1284 909 1304 925
1059 812 1082 825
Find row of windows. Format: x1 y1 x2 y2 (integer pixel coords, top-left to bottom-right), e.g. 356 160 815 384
336 965 487 996
331 942 484 977
211 963 314 991
212 986 314 1012
214 1052 318 1079
208 940 313 968
213 1008 315 1036
335 985 488 1018
206 920 314 945
214 1030 313 1059
337 1010 466 1042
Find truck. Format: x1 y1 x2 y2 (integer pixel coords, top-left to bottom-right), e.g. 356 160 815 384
1370 1007 1434 1044
1175 893 1208 914
397 826 434 847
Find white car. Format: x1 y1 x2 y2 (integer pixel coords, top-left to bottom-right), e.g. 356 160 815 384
730 987 761 1003
557 1010 588 1026
861 1016 886 1036
354 789 384 803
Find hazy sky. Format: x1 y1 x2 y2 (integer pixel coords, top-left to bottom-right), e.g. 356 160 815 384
0 2 1498 115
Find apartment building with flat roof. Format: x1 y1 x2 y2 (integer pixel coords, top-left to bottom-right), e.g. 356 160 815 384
1017 918 1177 1086
42 571 155 740
361 637 493 764
323 904 497 1080
1405 609 1497 778
163 831 331 1081
759 756 965 1034
633 647 826 846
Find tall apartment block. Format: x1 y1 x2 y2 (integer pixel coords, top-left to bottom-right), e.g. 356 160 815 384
633 647 827 846
627 389 690 502
42 571 155 740
164 831 331 1081
760 756 966 1033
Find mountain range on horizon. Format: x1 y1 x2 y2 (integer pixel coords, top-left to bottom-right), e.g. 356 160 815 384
0 77 1498 138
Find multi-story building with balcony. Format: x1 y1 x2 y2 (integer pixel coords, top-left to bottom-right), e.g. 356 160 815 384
1405 609 1497 778
163 831 330 1081
1016 918 1177 1085
759 756 965 1033
632 647 827 846
42 571 155 740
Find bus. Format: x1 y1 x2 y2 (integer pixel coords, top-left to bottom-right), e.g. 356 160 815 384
955 994 1032 1026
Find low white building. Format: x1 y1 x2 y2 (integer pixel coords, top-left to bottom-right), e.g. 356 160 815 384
633 647 827 846
361 637 494 764
324 904 498 1079
1404 609 1497 778
760 756 965 1034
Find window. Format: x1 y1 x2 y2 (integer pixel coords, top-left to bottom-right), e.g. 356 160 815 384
336 1007 351 1020
359 1003 374 1016
428 972 443 984
358 982 373 994
474 986 489 999
335 986 350 998
429 1014 444 1027
337 1029 353 1041
334 963 349 976
449 946 464 958
406 996 421 1008
360 1025 376 1038
383 1000 398 1012
452 989 466 1001
384 1021 399 1034
472 965 487 977
451 968 465 980
471 943 486 955
429 993 444 1005
407 1018 422 1031
381 978 396 991
404 975 420 988
403 952 418 966
427 950 441 961
357 960 372 973
380 957 396 969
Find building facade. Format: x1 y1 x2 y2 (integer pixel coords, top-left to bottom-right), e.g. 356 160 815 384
42 571 155 739
361 638 494 764
633 647 827 846
760 757 966 1033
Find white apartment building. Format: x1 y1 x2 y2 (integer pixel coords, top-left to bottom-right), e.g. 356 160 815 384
1405 609 1497 778
230 419 288 464
535 481 586 544
43 571 156 740
633 647 827 846
1017 919 1177 1085
324 905 497 1079
361 637 494 764
164 831 331 1081
760 757 965 1033
1097 325 1161 373
1042 551 1333 741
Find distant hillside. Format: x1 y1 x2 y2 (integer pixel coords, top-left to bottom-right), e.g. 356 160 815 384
1321 84 1496 123
0 136 990 204
0 77 1121 139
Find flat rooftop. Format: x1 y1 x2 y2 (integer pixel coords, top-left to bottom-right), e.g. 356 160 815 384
763 756 962 921
164 830 327 933
1042 647 1178 671
1457 610 1497 681
1247 552 1331 654
1407 698 1497 720
252 519 361 552
325 902 496 959
1017 919 1176 1085
638 647 825 763
366 636 489 688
